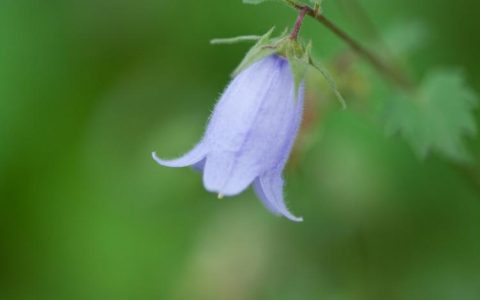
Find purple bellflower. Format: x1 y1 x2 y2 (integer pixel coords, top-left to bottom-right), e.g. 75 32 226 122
152 55 304 222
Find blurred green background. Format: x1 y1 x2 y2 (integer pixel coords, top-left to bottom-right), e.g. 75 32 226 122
2 0 480 299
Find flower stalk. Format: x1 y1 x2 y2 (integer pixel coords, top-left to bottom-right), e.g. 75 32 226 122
284 0 413 91
290 7 309 40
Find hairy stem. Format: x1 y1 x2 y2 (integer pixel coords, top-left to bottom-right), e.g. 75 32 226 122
285 0 413 91
290 7 309 40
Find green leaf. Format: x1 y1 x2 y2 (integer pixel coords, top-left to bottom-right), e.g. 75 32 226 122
232 27 279 76
210 35 262 45
384 70 478 162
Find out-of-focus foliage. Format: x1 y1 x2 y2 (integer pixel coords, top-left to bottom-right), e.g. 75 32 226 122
2 0 480 300
383 21 428 56
385 70 477 161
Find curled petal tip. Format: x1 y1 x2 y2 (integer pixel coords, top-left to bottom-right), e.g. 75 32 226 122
151 143 207 168
152 151 170 167
254 175 303 223
277 202 303 222
152 151 160 162
287 215 304 222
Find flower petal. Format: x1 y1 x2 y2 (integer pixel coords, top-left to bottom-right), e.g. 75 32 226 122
205 56 292 155
253 178 282 216
204 55 302 175
220 159 259 196
275 84 305 169
192 158 206 172
251 84 304 222
202 151 257 196
254 172 303 222
152 142 207 168
202 151 235 194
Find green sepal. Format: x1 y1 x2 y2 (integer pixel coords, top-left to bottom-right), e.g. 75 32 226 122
310 0 323 16
210 35 262 45
242 0 282 4
280 39 346 107
232 27 284 77
308 51 347 109
283 39 309 99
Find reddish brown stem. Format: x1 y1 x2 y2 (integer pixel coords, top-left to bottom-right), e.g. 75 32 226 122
290 7 309 40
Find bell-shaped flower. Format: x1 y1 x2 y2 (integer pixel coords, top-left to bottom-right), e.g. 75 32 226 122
152 55 304 221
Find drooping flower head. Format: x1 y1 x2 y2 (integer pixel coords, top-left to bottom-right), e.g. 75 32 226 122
152 28 344 222
153 54 304 221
